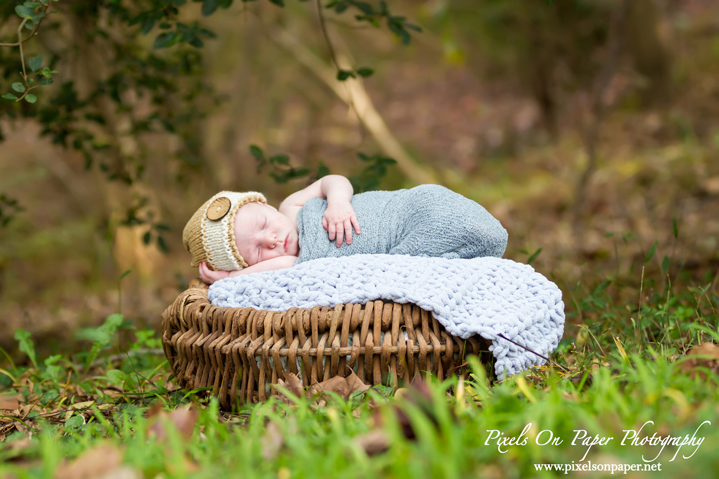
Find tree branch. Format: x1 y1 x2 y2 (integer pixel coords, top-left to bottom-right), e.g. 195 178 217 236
572 0 632 248
266 23 439 185
0 3 51 47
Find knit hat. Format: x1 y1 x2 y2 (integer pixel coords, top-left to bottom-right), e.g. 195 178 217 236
182 191 267 271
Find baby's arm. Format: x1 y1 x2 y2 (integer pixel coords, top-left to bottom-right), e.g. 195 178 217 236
199 256 298 285
279 175 361 247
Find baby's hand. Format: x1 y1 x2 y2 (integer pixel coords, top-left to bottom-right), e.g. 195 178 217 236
199 262 230 285
323 201 361 247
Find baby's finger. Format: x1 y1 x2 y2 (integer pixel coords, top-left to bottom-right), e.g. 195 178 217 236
344 219 353 245
327 221 336 241
199 263 213 284
351 215 361 235
335 222 344 247
323 217 328 231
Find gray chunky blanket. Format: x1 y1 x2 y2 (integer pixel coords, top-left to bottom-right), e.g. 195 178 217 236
296 185 508 263
208 254 565 379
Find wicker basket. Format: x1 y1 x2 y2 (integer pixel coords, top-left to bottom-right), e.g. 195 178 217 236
161 280 491 410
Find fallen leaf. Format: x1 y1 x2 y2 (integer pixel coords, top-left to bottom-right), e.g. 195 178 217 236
307 370 370 401
0 394 20 412
95 466 143 479
146 404 198 442
276 373 304 400
55 444 124 479
680 343 719 381
68 401 95 411
354 430 390 456
261 421 284 461
701 176 719 195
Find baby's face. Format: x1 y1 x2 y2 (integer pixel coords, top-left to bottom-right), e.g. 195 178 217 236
234 202 299 266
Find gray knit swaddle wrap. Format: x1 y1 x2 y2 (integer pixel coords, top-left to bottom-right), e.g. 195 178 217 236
296 184 508 263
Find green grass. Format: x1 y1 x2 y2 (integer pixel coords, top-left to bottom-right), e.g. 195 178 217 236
1 267 719 478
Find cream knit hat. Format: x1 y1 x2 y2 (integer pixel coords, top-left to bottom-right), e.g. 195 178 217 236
182 191 267 271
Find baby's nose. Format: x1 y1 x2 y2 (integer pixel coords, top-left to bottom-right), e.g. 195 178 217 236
264 231 278 247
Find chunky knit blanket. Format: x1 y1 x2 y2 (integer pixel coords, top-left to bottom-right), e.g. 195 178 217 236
208 254 565 379
296 185 508 263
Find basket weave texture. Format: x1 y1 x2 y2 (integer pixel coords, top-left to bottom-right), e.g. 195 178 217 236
161 281 490 410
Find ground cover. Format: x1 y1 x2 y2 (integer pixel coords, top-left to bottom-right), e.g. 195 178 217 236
1 262 718 478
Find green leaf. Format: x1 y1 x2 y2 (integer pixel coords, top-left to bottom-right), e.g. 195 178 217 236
106 369 136 389
219 0 233 7
2 93 18 100
334 2 347 13
672 218 679 239
268 0 284 6
120 269 132 280
188 36 204 48
269 154 290 166
356 67 374 77
202 0 220 16
249 144 264 159
106 369 129 386
28 56 42 72
141 18 155 35
316 162 330 179
24 94 37 103
77 314 124 368
352 1 373 14
142 231 151 245
154 223 171 232
14 329 38 368
527 248 543 265
153 32 178 49
157 235 169 253
662 255 670 274
24 1 42 7
645 241 657 262
64 415 85 431
12 83 25 93
336 70 355 81
15 5 34 19
40 77 53 86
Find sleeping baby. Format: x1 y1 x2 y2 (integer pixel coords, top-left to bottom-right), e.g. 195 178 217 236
182 175 508 284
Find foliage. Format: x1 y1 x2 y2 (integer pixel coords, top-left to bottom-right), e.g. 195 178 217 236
1 262 718 476
251 145 396 192
0 0 423 239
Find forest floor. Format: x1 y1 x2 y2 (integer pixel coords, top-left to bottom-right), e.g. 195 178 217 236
2 1 719 476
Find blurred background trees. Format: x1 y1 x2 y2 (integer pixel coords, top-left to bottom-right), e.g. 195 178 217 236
1 0 717 356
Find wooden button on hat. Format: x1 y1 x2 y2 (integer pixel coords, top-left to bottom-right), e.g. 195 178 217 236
207 196 231 221
182 191 267 271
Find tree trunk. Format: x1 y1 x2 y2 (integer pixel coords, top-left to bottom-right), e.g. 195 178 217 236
625 0 672 105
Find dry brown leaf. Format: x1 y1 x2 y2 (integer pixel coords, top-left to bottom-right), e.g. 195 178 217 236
0 394 20 412
680 343 719 381
261 421 284 461
5 435 32 455
344 370 370 396
146 404 198 442
307 371 370 401
55 444 124 479
354 430 390 456
394 388 409 400
276 373 304 399
95 466 143 479
701 176 719 195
